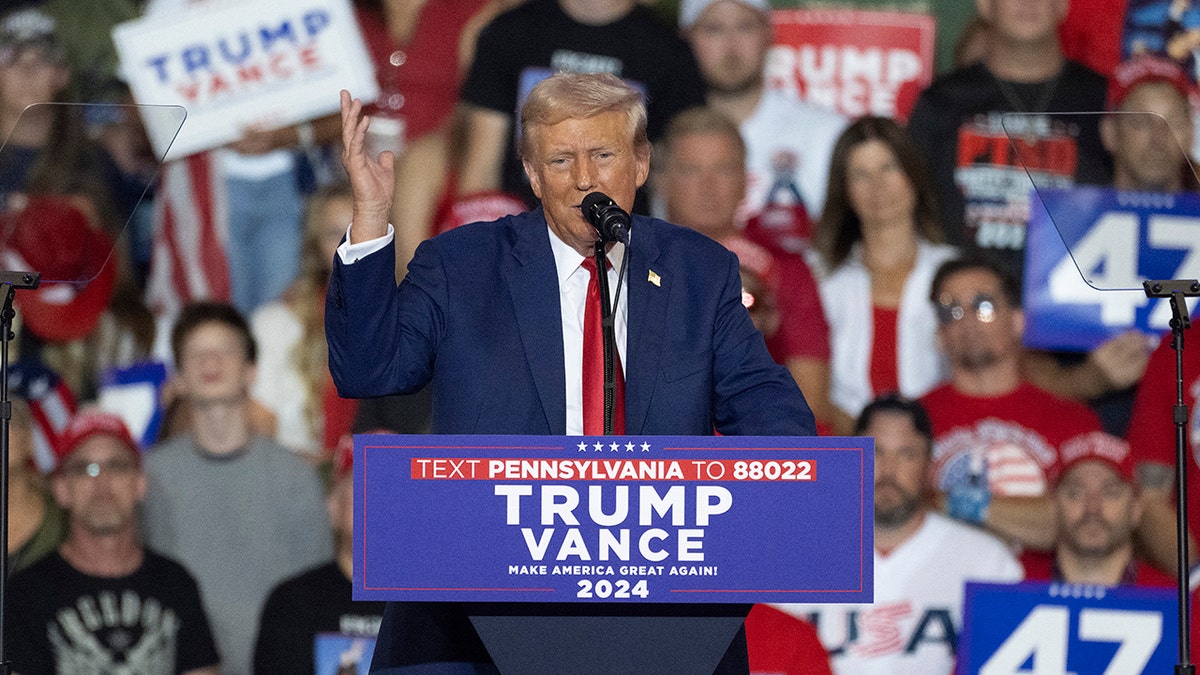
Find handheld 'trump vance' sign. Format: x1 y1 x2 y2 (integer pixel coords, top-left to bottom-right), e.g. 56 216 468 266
113 0 379 160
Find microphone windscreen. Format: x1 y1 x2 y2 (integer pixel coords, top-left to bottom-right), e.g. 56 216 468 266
582 192 614 226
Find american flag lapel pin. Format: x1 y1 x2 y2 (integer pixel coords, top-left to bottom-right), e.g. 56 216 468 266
648 270 661 287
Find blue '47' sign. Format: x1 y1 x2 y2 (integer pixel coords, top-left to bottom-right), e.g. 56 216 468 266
958 581 1177 674
1024 186 1200 351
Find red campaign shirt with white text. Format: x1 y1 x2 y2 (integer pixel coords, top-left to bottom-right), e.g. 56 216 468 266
922 382 1102 497
1127 333 1200 536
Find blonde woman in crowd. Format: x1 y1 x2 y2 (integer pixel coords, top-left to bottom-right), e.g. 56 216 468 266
251 184 358 457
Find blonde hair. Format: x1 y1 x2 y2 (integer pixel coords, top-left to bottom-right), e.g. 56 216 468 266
287 182 353 449
660 106 746 170
519 72 649 159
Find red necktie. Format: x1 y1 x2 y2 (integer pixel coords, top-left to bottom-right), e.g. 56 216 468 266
581 257 625 435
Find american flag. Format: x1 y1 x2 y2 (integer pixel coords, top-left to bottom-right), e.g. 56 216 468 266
11 360 77 473
145 151 231 320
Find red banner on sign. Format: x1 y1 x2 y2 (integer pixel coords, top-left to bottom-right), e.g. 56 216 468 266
766 9 935 120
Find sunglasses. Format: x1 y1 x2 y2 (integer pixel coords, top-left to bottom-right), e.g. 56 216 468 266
59 457 139 479
936 293 1000 325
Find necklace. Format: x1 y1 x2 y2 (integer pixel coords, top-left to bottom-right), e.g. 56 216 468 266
992 66 1064 114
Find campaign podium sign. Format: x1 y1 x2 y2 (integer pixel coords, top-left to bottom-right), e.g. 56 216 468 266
958 581 1177 674
353 434 873 604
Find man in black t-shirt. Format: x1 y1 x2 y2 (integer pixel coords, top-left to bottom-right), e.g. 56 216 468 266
5 411 219 675
253 436 385 675
454 0 706 208
906 0 1110 282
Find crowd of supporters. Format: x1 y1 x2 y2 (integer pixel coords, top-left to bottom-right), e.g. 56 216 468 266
2 0 1199 672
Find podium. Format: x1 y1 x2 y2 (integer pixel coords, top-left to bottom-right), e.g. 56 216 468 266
354 434 873 673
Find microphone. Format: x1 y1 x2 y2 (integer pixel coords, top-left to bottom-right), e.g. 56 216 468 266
582 192 631 245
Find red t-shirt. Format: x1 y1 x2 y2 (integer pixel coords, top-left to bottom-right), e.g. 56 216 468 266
356 0 488 140
921 382 1103 496
745 604 833 675
1127 333 1200 536
1058 0 1127 77
321 374 358 455
721 235 830 364
870 305 899 395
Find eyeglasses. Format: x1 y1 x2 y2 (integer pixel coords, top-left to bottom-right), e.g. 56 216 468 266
936 293 1000 325
59 457 139 479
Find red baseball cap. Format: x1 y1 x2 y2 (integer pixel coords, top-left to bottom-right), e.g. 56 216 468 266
53 410 140 472
1054 431 1135 487
1108 56 1196 111
3 195 116 342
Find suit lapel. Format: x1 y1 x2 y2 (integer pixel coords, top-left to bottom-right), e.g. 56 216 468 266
504 210 567 434
624 218 669 434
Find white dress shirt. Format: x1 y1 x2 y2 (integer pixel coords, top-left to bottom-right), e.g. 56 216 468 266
337 223 628 435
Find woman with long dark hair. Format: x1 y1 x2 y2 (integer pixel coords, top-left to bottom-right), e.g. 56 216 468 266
816 116 957 434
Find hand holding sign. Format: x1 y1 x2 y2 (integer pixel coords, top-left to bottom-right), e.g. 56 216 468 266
1089 330 1155 389
340 89 394 244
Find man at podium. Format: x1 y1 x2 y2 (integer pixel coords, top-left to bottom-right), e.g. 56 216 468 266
328 72 815 672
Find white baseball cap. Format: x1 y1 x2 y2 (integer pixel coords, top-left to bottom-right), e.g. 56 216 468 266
679 0 771 29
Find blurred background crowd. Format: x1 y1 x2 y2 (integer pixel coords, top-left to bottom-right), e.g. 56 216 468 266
1 0 1200 672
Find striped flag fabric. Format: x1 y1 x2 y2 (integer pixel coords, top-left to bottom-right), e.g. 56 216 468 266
145 151 231 321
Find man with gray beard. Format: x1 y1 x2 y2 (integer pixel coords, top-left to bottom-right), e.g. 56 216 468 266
919 256 1103 551
774 394 1021 674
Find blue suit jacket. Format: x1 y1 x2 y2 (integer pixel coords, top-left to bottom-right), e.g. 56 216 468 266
325 209 815 671
326 208 815 437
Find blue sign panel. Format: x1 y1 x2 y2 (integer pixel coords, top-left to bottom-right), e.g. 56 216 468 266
958 581 1178 674
1024 186 1200 351
353 434 873 604
314 635 376 675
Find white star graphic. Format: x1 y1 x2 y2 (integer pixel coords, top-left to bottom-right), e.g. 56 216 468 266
577 441 588 452
609 442 619 452
593 442 604 452
625 442 635 452
640 442 651 452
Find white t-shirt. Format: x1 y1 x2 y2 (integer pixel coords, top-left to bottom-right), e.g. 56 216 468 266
739 89 847 223
250 300 316 455
775 511 1023 675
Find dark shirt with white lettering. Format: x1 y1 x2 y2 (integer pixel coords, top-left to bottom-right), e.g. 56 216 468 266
253 561 386 675
4 550 219 675
906 61 1109 282
459 0 705 206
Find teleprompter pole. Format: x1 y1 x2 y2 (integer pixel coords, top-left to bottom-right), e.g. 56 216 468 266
0 271 40 675
1144 279 1200 675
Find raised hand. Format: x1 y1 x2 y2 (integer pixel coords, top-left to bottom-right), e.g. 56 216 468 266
340 89 395 243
